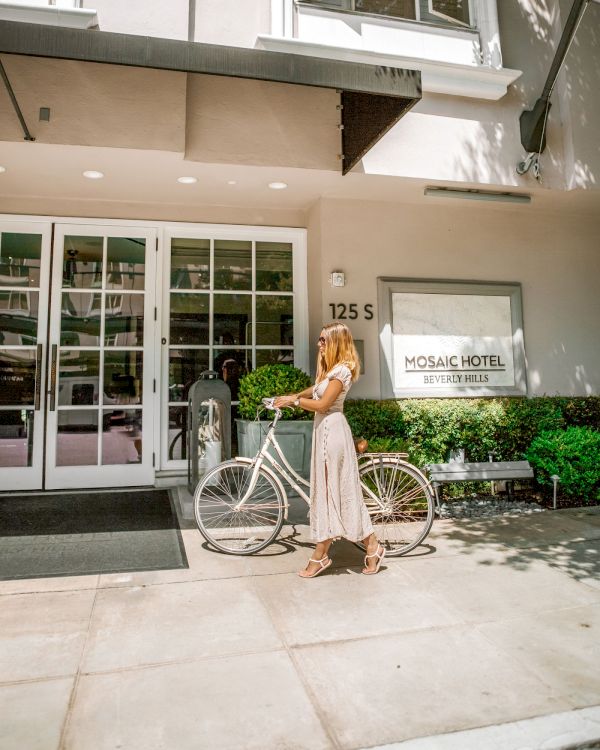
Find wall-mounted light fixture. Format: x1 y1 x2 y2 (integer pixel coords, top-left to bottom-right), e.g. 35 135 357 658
329 271 345 287
424 187 531 204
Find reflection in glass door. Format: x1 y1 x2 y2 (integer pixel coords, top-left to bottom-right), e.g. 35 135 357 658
45 226 156 489
0 223 51 490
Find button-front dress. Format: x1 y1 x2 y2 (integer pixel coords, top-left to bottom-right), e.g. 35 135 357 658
309 364 375 542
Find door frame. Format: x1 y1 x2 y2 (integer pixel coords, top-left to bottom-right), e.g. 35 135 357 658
0 220 52 491
44 223 158 490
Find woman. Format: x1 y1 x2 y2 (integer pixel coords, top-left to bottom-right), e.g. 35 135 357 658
275 322 385 578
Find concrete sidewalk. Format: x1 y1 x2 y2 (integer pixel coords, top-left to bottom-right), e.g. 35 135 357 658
1 499 599 750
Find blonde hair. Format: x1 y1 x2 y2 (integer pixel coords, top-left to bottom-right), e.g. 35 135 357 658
316 322 361 383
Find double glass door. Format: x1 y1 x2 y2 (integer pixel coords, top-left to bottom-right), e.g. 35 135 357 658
0 222 156 490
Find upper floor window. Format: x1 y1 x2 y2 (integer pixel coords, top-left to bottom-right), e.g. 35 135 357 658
297 0 472 29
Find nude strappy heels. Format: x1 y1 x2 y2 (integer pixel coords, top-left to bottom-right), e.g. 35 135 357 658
362 545 385 575
298 555 332 578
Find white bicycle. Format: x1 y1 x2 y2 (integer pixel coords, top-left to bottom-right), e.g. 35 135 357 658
194 399 435 556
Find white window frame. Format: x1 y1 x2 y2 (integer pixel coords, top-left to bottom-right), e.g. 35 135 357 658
293 0 474 29
272 0 502 67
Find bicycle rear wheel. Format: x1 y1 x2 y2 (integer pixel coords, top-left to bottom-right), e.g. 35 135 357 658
358 459 434 556
194 460 285 555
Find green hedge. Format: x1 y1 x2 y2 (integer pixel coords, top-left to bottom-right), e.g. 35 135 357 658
345 397 600 499
527 427 600 502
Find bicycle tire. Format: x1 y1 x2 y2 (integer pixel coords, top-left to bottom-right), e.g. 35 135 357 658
357 459 435 556
194 459 285 555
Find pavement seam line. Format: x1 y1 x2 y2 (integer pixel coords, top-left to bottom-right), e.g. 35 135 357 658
57 585 100 750
250 574 342 750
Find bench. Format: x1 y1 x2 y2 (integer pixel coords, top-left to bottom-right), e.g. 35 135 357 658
426 460 534 505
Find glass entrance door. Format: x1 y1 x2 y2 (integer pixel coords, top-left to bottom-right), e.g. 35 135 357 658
0 222 51 490
44 225 157 490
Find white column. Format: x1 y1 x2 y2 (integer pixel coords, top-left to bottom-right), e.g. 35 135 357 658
477 0 502 68
271 0 294 36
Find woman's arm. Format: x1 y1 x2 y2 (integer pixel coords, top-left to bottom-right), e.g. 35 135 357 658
275 378 343 414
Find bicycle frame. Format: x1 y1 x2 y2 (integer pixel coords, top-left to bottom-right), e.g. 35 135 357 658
235 409 311 510
234 408 436 516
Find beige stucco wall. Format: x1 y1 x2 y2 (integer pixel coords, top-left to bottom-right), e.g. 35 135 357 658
193 0 271 47
81 0 271 45
82 0 189 40
556 0 600 190
308 198 600 398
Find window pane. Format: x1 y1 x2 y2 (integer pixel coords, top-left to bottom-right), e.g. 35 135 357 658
61 292 102 346
170 293 209 345
56 411 99 466
102 409 142 465
0 233 42 288
256 242 293 292
104 293 145 346
255 295 294 346
58 351 100 406
0 291 39 345
0 350 37 405
169 349 210 402
299 0 351 8
421 0 469 25
106 237 145 290
62 236 103 289
214 240 252 290
0 409 34 467
171 238 210 290
104 351 143 405
168 405 187 460
213 349 250 401
356 0 416 19
213 294 252 345
256 350 295 368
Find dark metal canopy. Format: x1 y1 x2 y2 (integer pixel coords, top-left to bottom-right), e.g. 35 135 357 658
0 19 421 174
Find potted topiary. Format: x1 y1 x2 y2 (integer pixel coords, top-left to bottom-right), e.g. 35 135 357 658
236 364 313 479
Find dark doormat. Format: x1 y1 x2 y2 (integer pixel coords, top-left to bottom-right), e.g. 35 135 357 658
0 489 188 580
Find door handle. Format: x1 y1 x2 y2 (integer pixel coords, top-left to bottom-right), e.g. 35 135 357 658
49 344 58 411
34 343 43 410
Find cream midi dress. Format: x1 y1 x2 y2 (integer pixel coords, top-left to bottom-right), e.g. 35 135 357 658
309 364 375 543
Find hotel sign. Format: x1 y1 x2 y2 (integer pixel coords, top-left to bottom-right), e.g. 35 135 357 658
378 280 527 398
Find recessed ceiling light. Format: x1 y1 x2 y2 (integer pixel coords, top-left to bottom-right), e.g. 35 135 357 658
227 180 237 185
83 170 104 180
268 181 288 190
177 176 198 184
0 166 6 174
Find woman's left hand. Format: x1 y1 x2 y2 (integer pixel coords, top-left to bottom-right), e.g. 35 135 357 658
274 395 296 408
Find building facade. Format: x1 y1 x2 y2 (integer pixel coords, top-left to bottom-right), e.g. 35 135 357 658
0 0 599 492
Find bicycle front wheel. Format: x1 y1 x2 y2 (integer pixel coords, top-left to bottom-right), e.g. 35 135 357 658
194 460 285 555
359 459 434 556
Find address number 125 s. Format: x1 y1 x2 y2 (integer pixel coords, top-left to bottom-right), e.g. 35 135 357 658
328 303 374 320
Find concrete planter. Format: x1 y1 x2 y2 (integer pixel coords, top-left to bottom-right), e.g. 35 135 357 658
235 419 314 480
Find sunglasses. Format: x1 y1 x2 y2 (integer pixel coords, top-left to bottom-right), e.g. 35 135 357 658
317 336 326 344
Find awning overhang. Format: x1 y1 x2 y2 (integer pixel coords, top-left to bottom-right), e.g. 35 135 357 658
0 19 421 174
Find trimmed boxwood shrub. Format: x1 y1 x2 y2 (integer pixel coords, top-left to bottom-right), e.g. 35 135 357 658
526 426 600 502
237 364 312 420
495 397 565 460
344 399 403 441
345 396 600 500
